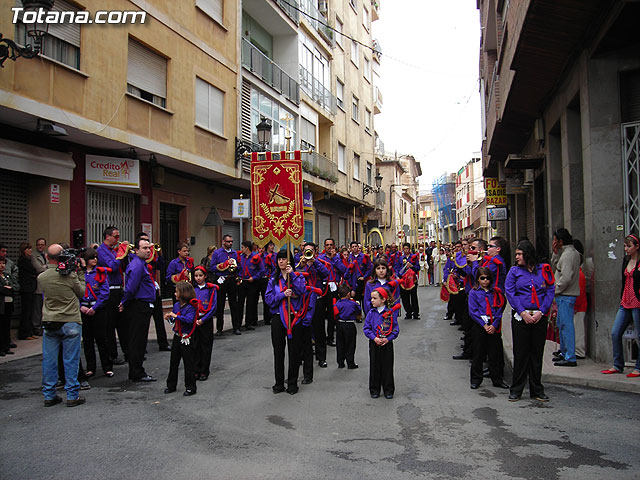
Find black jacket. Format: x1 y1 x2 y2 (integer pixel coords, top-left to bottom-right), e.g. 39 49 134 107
18 256 39 293
621 257 640 301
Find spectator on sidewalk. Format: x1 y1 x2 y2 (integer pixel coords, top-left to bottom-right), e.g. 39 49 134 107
33 238 47 336
0 257 18 356
572 240 588 360
18 242 45 340
601 233 640 378
550 228 581 367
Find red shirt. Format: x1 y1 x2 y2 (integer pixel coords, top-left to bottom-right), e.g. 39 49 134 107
621 267 640 309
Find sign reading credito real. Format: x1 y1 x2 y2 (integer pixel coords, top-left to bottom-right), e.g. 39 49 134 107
86 155 140 189
484 177 507 206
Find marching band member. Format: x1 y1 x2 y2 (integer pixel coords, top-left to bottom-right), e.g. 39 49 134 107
317 238 347 347
396 243 420 319
363 286 401 399
333 283 361 369
468 267 508 390
260 242 276 325
347 241 373 303
165 242 194 302
442 242 462 323
471 236 508 292
193 266 218 381
237 241 266 331
164 281 198 396
119 239 156 382
80 249 113 377
97 226 128 365
266 250 306 395
209 235 241 336
363 258 400 318
451 240 475 360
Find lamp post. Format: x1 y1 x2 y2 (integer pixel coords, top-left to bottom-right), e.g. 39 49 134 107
363 172 383 197
256 116 272 152
0 0 55 67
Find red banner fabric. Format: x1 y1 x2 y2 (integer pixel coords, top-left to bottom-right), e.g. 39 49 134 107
251 152 304 247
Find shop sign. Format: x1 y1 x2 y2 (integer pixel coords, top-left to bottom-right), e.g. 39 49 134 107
50 184 60 204
232 199 250 219
484 178 507 206
487 207 508 221
303 191 314 212
86 155 140 189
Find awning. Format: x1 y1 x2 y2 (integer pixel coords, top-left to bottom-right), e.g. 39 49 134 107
0 138 75 180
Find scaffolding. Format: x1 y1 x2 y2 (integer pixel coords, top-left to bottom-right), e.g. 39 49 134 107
432 173 457 243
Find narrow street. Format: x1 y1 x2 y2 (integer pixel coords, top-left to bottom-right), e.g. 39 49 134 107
1 286 637 479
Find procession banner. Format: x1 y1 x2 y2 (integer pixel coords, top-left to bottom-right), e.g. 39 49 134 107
251 150 304 247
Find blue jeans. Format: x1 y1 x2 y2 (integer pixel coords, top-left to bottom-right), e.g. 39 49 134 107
611 306 640 371
556 295 577 362
42 322 82 400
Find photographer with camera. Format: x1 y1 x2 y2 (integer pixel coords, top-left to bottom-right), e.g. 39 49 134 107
38 244 87 407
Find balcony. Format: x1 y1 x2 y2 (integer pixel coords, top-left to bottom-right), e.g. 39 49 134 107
299 65 337 115
372 39 382 62
374 86 383 114
301 151 338 183
299 0 335 47
276 0 299 25
371 1 380 21
242 39 300 105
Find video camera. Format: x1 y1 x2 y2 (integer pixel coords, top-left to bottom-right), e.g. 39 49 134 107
57 248 87 275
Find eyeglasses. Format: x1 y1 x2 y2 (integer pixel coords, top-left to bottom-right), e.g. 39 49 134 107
488 244 498 249
479 276 489 280
111 234 120 239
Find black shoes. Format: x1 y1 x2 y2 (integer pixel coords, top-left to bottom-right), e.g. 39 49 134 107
301 378 313 385
338 363 345 369
554 359 577 367
470 383 480 390
384 394 394 399
443 316 452 321
245 325 255 331
493 382 509 389
233 329 241 335
164 387 176 394
272 385 285 394
404 315 412 320
532 393 549 402
215 330 223 336
347 364 359 369
67 396 86 407
370 392 380 399
326 339 336 346
134 375 157 382
44 396 62 407
452 354 471 360
508 393 521 402
413 313 420 320
198 374 209 381
319 361 328 368
449 320 461 326
159 346 171 352
183 389 196 396
9 342 17 348
111 357 126 365
286 386 299 395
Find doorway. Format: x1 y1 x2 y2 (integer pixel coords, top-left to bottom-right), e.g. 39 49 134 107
160 202 181 298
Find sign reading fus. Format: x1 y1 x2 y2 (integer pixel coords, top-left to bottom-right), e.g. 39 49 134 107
484 178 507 206
86 155 140 189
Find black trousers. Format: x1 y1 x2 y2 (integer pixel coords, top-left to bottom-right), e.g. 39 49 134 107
237 280 259 327
336 322 357 367
323 290 338 341
81 309 112 374
369 340 394 396
125 300 152 380
0 301 14 351
312 295 327 362
215 276 239 332
470 323 504 385
167 333 197 391
446 296 455 319
299 324 314 381
270 315 301 389
354 278 365 302
400 287 419 317
258 277 270 324
105 288 128 360
152 290 169 349
451 291 472 356
194 319 214 376
19 292 35 339
511 316 548 397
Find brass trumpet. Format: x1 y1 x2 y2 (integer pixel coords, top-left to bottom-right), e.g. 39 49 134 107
152 243 162 253
296 249 315 268
115 241 134 258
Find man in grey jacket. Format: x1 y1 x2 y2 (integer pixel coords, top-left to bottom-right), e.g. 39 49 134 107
550 228 581 366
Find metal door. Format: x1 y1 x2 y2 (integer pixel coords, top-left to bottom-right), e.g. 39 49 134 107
623 122 640 234
86 187 135 246
160 203 180 298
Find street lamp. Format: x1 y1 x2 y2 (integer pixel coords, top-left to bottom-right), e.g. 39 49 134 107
363 172 383 197
256 116 272 151
0 0 55 67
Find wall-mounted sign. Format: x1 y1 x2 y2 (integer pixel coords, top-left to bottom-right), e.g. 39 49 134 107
86 155 140 189
303 191 314 212
50 184 60 204
487 207 508 221
232 198 250 219
484 177 507 206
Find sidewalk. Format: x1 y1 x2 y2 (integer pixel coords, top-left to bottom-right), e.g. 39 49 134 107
500 307 640 395
0 299 239 365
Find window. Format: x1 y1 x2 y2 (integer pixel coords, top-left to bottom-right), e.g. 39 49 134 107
336 79 344 109
367 163 372 185
195 77 224 135
364 57 371 82
365 108 371 132
338 143 346 173
352 95 359 122
350 0 357 12
335 17 343 48
250 88 296 151
127 39 167 108
362 6 369 30
15 0 81 69
351 40 359 68
353 153 360 181
300 117 316 150
196 0 223 24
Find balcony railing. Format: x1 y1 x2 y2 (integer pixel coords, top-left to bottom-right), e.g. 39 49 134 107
299 0 335 46
374 86 383 114
276 0 299 25
301 151 338 183
242 38 300 105
299 65 336 115
371 1 380 21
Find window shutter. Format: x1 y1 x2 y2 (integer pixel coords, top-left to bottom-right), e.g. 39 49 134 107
195 78 209 127
195 0 223 24
127 38 167 98
300 118 316 146
48 0 81 47
209 84 224 135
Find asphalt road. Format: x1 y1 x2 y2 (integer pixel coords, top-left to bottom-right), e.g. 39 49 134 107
1 286 638 479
